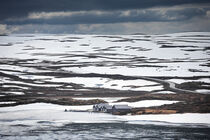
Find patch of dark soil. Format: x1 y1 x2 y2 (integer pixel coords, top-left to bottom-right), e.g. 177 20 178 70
109 39 135 43
35 38 58 41
0 43 13 46
181 49 204 52
125 46 151 51
93 35 123 39
0 96 107 107
179 35 210 37
130 33 146 35
64 37 83 39
168 39 210 43
95 48 115 52
129 65 167 68
200 63 210 67
156 41 173 45
149 76 210 80
118 93 210 114
160 45 198 48
22 46 45 51
80 44 89 46
188 69 208 73
59 40 77 42
132 101 210 115
0 34 8 36
177 82 210 91
204 47 210 51
116 93 207 103
109 38 150 43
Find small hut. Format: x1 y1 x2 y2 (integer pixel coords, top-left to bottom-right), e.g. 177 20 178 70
93 103 132 114
102 105 113 113
93 103 110 112
112 105 132 114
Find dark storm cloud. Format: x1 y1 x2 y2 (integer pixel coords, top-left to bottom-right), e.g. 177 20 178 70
1 0 210 34
3 8 209 25
0 0 210 21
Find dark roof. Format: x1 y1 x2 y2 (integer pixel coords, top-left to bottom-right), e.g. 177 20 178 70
103 105 112 109
95 103 109 108
113 105 132 109
94 103 132 110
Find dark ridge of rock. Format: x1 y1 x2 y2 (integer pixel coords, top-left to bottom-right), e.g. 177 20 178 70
160 45 198 48
0 97 107 107
189 69 208 73
131 101 210 115
116 93 210 103
177 82 210 90
0 43 13 46
116 93 210 115
132 109 177 115
200 63 210 67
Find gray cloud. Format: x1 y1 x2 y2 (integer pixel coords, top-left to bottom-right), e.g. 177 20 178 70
1 0 210 34
1 0 210 21
11 17 210 35
3 7 209 25
0 24 19 34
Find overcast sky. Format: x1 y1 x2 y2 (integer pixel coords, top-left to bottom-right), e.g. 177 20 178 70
0 0 210 34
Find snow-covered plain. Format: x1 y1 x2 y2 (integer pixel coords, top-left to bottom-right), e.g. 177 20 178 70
0 32 210 133
0 33 210 139
0 103 209 126
0 32 210 94
48 77 162 91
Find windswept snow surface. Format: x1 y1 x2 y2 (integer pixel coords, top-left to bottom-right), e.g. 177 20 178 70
0 103 209 125
0 32 210 94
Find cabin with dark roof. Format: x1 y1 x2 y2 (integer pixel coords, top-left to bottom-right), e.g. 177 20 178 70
93 103 112 112
112 104 132 114
93 103 132 114
102 105 113 113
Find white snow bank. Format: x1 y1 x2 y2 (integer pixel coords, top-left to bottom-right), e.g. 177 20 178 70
4 91 24 95
0 102 16 104
0 103 210 126
0 103 92 112
153 91 176 94
0 103 117 123
48 77 160 91
196 89 210 94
